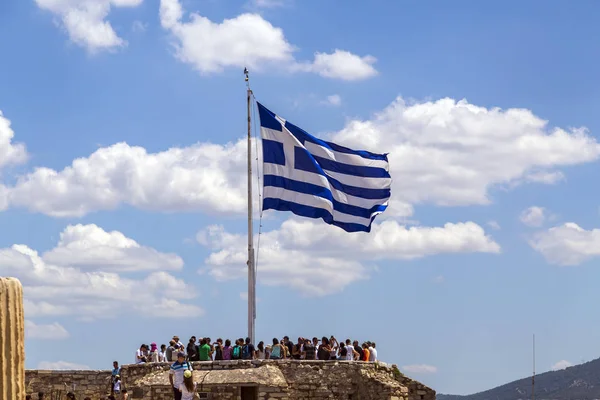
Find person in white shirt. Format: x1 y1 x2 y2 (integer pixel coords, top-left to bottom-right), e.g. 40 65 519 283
179 370 197 400
369 342 378 362
159 344 168 362
135 344 148 364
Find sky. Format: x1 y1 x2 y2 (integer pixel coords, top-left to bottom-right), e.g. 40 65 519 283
1 0 600 395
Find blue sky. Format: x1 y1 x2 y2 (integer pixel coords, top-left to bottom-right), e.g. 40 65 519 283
1 0 600 395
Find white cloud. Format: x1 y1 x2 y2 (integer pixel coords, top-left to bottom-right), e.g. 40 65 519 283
551 360 573 370
321 94 342 107
525 170 565 184
35 0 143 52
331 98 599 215
529 223 600 266
159 0 376 80
402 364 438 374
520 206 546 227
0 226 202 320
487 220 501 230
298 50 378 81
0 111 28 171
42 224 183 272
37 361 90 370
25 320 70 340
8 140 248 217
3 96 597 219
198 218 499 296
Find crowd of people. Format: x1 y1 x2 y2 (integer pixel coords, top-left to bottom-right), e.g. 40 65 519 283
133 335 378 364
127 335 379 400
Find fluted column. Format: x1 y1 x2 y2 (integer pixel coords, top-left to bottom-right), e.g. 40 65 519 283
0 277 26 400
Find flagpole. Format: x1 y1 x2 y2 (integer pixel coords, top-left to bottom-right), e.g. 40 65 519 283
245 68 256 344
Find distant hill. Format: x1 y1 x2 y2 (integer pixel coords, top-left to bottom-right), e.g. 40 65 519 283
438 358 600 400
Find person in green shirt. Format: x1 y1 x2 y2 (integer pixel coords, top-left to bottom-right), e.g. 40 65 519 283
198 338 212 361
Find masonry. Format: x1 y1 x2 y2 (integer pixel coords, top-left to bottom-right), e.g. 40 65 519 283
26 361 436 400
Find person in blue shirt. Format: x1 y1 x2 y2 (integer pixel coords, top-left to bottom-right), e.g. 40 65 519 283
169 352 192 400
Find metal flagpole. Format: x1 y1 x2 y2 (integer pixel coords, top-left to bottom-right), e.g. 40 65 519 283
245 68 256 343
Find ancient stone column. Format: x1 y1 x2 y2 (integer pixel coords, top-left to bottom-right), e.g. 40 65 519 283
0 277 26 400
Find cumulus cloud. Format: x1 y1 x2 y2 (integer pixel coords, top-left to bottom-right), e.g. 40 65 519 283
551 360 573 370
331 98 600 215
42 224 183 272
520 206 546 227
2 96 597 219
0 111 28 170
25 320 70 340
298 50 378 81
159 0 377 80
198 218 499 296
402 364 438 374
249 0 290 8
37 361 90 370
529 223 600 266
0 225 202 320
35 0 143 52
8 140 248 217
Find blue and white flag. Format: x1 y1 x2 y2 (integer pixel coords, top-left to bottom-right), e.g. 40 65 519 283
257 102 391 233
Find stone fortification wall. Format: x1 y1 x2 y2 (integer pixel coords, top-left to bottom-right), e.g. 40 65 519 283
26 370 112 398
1 277 26 400
25 361 436 400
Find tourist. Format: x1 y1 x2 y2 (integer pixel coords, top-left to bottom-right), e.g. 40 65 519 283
178 370 197 400
111 361 120 394
213 338 224 361
113 375 122 394
187 337 198 361
121 388 129 400
198 338 212 361
303 338 315 360
159 344 168 362
317 337 332 360
256 341 265 359
150 342 159 362
135 344 148 364
361 343 370 361
345 339 357 361
169 352 192 400
269 338 285 359
353 340 364 361
66 393 75 400
292 337 303 360
242 337 256 360
222 339 233 360
312 338 319 359
232 339 242 360
329 336 339 359
166 340 177 362
369 342 377 362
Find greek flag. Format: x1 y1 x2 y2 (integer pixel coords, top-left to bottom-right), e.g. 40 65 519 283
257 102 391 233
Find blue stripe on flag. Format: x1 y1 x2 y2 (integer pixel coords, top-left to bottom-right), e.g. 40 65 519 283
262 139 286 165
284 120 388 162
263 198 375 233
293 147 390 199
312 154 390 178
257 102 283 131
264 175 388 220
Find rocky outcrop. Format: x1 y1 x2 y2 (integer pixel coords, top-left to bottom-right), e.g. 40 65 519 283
1 277 26 400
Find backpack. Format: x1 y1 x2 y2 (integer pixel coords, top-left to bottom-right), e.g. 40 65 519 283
242 344 250 360
232 345 241 359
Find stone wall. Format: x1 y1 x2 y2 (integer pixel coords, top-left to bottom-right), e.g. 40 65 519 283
25 361 436 400
26 370 112 399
